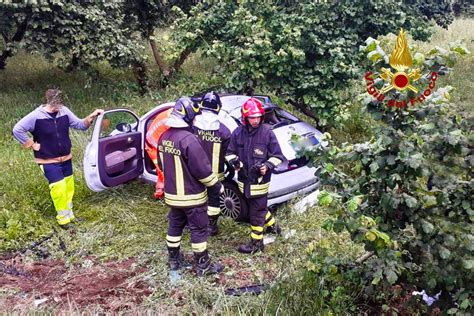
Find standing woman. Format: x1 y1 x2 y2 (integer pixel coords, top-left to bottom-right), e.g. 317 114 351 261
12 89 103 227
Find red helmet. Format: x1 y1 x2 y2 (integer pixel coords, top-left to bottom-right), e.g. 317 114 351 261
241 98 264 125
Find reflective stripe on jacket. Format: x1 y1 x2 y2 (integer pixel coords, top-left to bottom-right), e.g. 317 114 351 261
158 127 221 208
226 123 285 198
193 124 231 181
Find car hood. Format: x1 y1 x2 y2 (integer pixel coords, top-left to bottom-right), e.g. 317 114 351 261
272 122 322 160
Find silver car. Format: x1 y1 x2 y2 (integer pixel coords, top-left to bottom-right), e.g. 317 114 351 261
83 94 322 221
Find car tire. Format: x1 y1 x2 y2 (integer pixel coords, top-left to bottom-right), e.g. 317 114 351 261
220 181 249 222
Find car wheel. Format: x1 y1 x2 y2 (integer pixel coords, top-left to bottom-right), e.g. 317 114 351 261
220 181 249 222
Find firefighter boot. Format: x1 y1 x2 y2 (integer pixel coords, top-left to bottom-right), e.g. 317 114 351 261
194 250 224 276
208 215 220 236
168 246 183 271
238 238 264 254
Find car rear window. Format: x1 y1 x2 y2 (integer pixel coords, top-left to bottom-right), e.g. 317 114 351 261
264 108 299 125
230 107 300 127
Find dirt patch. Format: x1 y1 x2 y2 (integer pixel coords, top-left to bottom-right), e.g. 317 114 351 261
215 256 276 290
0 255 152 312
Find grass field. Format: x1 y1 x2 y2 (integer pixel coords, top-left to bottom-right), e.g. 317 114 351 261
0 46 358 314
0 18 472 313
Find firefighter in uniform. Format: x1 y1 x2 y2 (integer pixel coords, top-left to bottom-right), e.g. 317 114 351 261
193 92 231 236
226 97 285 254
145 108 173 199
158 97 224 276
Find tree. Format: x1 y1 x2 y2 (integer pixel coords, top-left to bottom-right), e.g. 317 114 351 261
172 0 455 126
0 2 152 92
123 0 201 79
1 2 143 69
0 3 32 69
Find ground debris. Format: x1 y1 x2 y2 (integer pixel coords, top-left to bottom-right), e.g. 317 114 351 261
225 284 267 296
0 256 152 312
0 261 30 278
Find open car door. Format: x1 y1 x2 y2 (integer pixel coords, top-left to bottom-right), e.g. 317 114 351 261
83 109 143 192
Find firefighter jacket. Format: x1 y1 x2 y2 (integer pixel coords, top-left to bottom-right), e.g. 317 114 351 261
226 123 285 198
145 108 173 162
145 108 172 188
193 123 231 182
158 127 222 208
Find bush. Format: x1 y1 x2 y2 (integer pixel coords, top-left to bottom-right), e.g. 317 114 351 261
172 0 454 126
301 36 473 312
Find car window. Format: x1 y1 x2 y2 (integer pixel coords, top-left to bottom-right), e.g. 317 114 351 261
228 106 300 127
274 108 299 122
100 111 138 138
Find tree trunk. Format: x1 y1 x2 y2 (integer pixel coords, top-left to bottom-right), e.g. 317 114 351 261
132 60 150 95
156 46 193 87
288 99 320 123
0 10 31 70
64 54 81 72
0 52 10 70
244 78 256 96
149 38 169 76
170 47 192 76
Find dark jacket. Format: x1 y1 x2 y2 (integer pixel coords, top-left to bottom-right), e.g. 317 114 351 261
158 127 222 208
12 105 89 163
226 123 285 198
193 124 231 181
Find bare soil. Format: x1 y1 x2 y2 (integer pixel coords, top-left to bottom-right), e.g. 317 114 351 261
0 255 152 312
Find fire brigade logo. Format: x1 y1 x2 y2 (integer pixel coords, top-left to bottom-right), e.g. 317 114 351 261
254 148 264 156
364 29 438 108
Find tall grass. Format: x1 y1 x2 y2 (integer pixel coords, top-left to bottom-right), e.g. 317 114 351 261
0 48 226 251
416 18 474 116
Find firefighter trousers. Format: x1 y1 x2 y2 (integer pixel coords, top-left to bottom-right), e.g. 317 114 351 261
207 182 222 217
248 195 276 241
166 205 209 253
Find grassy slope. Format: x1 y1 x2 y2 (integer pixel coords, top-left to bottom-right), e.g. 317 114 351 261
0 18 472 313
0 50 356 313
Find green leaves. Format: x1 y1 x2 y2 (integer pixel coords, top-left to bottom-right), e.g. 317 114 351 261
318 191 334 207
420 219 434 234
422 195 437 208
403 194 418 209
449 40 471 55
438 246 451 260
413 52 425 66
385 269 398 285
306 35 472 310
347 195 364 212
365 231 376 241
171 0 450 126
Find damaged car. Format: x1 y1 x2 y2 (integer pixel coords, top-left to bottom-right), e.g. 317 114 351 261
83 94 322 221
